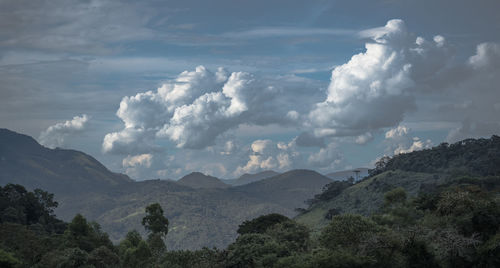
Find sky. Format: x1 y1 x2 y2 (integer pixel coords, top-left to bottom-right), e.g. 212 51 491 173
1 0 499 180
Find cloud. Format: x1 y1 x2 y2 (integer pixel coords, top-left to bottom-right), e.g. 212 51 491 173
234 138 302 175
39 114 90 148
98 19 500 179
220 140 237 155
307 142 343 168
122 154 153 168
222 27 355 39
309 19 451 138
103 66 320 153
0 0 162 54
122 153 154 179
295 132 325 147
468 42 500 69
384 125 432 155
446 120 500 143
437 42 500 142
355 132 374 145
385 125 410 139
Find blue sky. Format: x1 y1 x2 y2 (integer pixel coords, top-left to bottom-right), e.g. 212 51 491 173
1 0 499 180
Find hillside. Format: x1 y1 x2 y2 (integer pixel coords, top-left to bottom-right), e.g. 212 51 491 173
177 172 229 189
55 179 292 250
0 128 131 194
223 170 280 186
296 135 500 233
236 169 332 210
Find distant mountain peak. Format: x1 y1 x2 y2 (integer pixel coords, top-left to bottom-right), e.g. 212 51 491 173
177 172 229 189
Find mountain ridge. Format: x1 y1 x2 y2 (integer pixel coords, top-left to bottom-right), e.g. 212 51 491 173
223 170 280 186
0 128 132 194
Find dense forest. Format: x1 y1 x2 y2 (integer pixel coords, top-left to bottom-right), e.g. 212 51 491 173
370 135 500 177
1 136 500 267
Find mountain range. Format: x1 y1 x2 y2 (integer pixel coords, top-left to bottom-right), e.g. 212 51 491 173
0 128 335 249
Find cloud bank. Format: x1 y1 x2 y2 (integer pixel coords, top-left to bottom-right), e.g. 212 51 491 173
100 19 500 179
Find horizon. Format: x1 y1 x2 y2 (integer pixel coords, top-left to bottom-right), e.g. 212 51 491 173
1 0 499 180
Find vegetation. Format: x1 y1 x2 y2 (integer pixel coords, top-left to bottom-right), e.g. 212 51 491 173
370 135 500 176
2 176 498 267
1 135 499 267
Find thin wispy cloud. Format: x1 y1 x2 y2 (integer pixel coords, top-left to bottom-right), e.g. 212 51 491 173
221 27 357 39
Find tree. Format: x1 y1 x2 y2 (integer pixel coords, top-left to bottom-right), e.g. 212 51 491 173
142 203 169 239
320 214 379 250
383 187 407 208
237 213 289 235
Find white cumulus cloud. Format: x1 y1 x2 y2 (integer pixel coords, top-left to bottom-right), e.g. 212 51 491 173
39 114 90 148
309 19 451 138
103 66 320 153
307 142 343 168
385 125 432 155
122 154 153 168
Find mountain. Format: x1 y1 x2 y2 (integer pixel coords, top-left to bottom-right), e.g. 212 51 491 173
224 170 280 186
236 169 332 210
325 168 370 181
177 172 230 189
0 128 131 194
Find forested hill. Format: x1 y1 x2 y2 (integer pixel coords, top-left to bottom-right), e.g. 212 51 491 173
373 135 500 176
296 135 500 235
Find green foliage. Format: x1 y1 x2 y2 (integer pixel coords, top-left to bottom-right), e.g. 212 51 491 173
64 214 114 253
320 214 379 250
141 203 169 238
375 135 500 176
0 249 21 268
237 213 290 235
306 180 352 207
307 248 374 268
0 184 65 233
88 246 120 268
477 231 500 267
37 247 90 268
160 248 225 268
383 187 407 207
265 220 310 252
402 238 440 268
117 230 153 268
148 232 166 254
226 233 285 267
